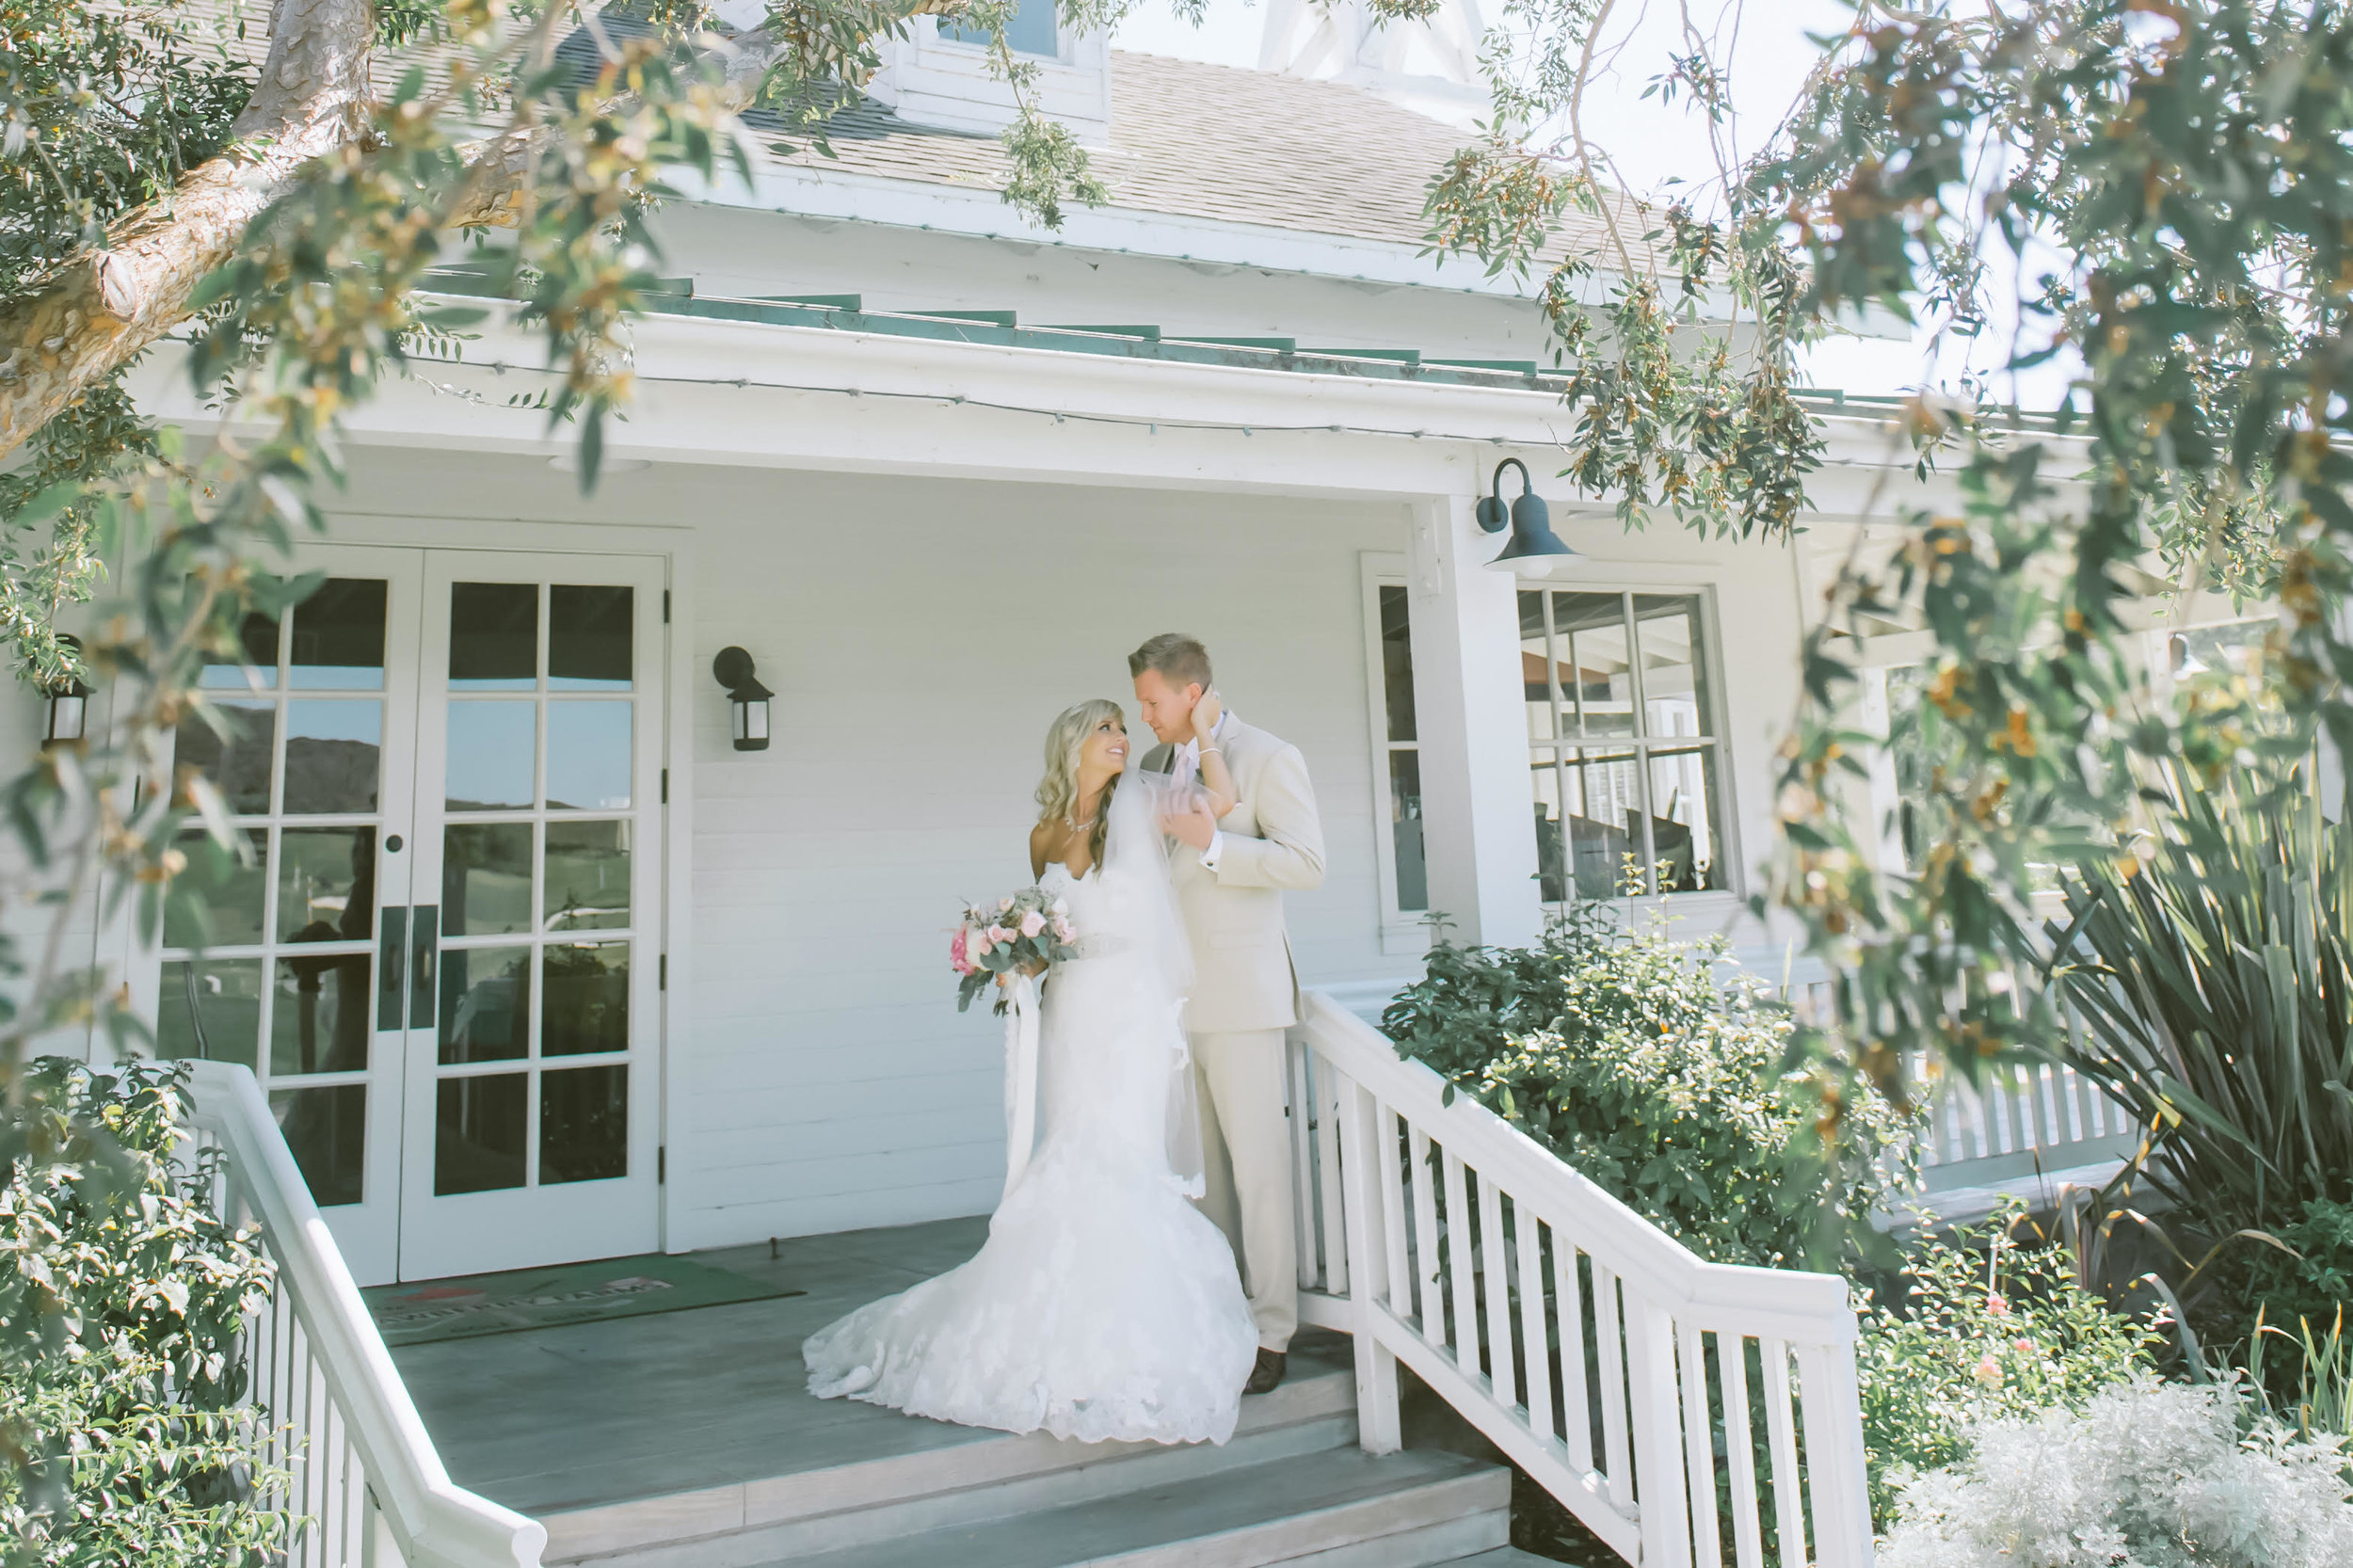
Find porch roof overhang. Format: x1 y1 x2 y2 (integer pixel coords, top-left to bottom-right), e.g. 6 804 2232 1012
128 280 2006 514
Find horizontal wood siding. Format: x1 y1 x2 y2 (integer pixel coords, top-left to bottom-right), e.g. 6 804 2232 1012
680 470 1407 1247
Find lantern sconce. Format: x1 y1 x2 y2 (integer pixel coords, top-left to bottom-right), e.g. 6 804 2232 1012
41 635 91 746
1476 457 1581 578
712 647 773 752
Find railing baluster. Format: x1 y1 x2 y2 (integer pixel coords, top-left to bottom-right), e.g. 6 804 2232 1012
1378 1101 1411 1320
1408 1125 1442 1337
1677 1321 1721 1567
1440 1149 1479 1371
1289 1039 1320 1291
1760 1337 1808 1568
1593 1261 1632 1512
1314 1053 1349 1299
1794 1341 1874 1568
1514 1211 1554 1447
1335 1072 1402 1454
1625 1296 1693 1568
1478 1173 1516 1410
1721 1336 1765 1568
1551 1232 1595 1477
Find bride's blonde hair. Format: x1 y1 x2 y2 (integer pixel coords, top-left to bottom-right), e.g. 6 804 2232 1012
1035 698 1125 872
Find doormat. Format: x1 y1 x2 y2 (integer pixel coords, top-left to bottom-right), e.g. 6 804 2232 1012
364 1254 804 1348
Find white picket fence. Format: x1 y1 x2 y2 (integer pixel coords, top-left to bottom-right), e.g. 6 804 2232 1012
1288 993 1877 1568
184 1061 546 1568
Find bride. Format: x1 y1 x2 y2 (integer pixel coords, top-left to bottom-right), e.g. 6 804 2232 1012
802 697 1260 1445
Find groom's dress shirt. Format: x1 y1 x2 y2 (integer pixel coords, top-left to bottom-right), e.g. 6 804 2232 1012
1169 709 1238 871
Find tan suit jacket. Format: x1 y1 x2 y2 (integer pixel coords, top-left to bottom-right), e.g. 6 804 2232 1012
1144 718 1326 1034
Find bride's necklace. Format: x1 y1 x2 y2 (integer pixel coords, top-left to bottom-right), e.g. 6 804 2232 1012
1064 814 1095 833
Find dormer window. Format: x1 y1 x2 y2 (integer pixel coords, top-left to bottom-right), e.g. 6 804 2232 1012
867 0 1110 144
937 0 1060 58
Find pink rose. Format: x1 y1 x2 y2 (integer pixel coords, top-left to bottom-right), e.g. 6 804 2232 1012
972 931 994 957
987 925 1011 944
1020 910 1047 938
1052 916 1073 942
951 928 971 974
999 896 1015 913
1986 1294 2010 1318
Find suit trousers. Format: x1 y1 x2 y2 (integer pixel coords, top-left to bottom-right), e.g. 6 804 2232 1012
1191 1028 1298 1352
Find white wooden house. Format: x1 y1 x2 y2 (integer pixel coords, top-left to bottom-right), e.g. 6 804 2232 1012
15 9 2293 1567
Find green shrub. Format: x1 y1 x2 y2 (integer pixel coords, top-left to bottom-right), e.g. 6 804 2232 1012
1384 909 1915 1271
1857 1202 2154 1529
2245 1198 2353 1341
1 1059 287 1567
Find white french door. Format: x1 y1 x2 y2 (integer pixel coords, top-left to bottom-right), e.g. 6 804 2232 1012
153 543 667 1285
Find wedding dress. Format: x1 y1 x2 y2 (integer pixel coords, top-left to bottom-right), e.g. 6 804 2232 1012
802 772 1259 1445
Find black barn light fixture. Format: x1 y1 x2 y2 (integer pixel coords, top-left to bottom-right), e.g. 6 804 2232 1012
712 647 774 752
42 635 91 745
1476 457 1580 577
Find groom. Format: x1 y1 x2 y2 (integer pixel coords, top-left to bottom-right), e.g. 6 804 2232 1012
1130 633 1325 1396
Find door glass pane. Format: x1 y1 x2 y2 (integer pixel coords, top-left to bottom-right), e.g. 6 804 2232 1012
543 943 628 1057
278 826 376 942
549 585 632 691
545 822 630 932
1387 753 1427 912
448 584 537 690
273 1084 366 1207
283 700 382 813
540 1065 627 1184
166 827 267 949
438 946 531 1064
446 702 536 809
442 824 533 936
272 952 371 1075
200 611 280 690
436 1075 527 1193
1553 593 1633 737
155 958 264 1067
177 700 276 814
546 702 632 810
1530 752 1568 904
1378 586 1416 743
290 579 388 690
1631 595 1711 738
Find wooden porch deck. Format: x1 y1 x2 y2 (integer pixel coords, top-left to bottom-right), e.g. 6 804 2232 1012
390 1218 1546 1568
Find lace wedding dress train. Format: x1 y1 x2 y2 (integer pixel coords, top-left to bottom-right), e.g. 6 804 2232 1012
802 810 1258 1445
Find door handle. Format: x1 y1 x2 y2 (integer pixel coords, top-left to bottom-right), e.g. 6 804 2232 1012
378 906 409 1031
410 904 439 1026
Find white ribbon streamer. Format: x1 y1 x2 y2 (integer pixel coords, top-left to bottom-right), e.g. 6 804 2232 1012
1001 972 1041 1201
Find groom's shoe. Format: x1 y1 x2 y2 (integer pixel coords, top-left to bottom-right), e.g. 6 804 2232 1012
1244 1348 1287 1396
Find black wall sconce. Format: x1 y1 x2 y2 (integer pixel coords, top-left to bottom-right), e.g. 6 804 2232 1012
41 634 91 746
712 647 773 752
1476 458 1580 577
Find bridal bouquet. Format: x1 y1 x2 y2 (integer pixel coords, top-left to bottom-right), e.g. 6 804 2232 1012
952 888 1079 1015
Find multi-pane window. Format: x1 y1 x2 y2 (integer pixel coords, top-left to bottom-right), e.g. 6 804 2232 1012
1376 585 1428 913
1521 590 1730 901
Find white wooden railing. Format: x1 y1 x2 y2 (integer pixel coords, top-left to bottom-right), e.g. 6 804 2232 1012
1287 992 1876 1568
183 1062 547 1568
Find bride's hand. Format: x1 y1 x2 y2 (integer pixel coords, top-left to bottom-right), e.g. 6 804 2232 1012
1190 686 1223 741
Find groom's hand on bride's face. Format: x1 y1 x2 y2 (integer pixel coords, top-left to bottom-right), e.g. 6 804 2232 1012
1163 799 1218 852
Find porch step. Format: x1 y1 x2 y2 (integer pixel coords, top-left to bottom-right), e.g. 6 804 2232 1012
543 1345 1362 1568
751 1447 1511 1568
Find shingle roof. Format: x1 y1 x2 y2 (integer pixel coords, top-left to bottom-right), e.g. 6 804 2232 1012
745 51 1623 265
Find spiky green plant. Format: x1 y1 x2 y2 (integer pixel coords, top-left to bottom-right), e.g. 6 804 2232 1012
2043 767 2353 1238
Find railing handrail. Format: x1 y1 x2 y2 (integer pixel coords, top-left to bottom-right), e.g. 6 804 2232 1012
1301 992 1856 1341
184 1062 547 1568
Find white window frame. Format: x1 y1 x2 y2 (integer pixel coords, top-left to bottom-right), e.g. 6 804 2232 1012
1358 554 1431 956
1515 573 1742 911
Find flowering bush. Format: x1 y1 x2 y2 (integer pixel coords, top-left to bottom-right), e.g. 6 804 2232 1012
1878 1375 2353 1567
1 1059 288 1566
1387 909 1915 1270
1859 1202 2154 1528
952 887 1079 1015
